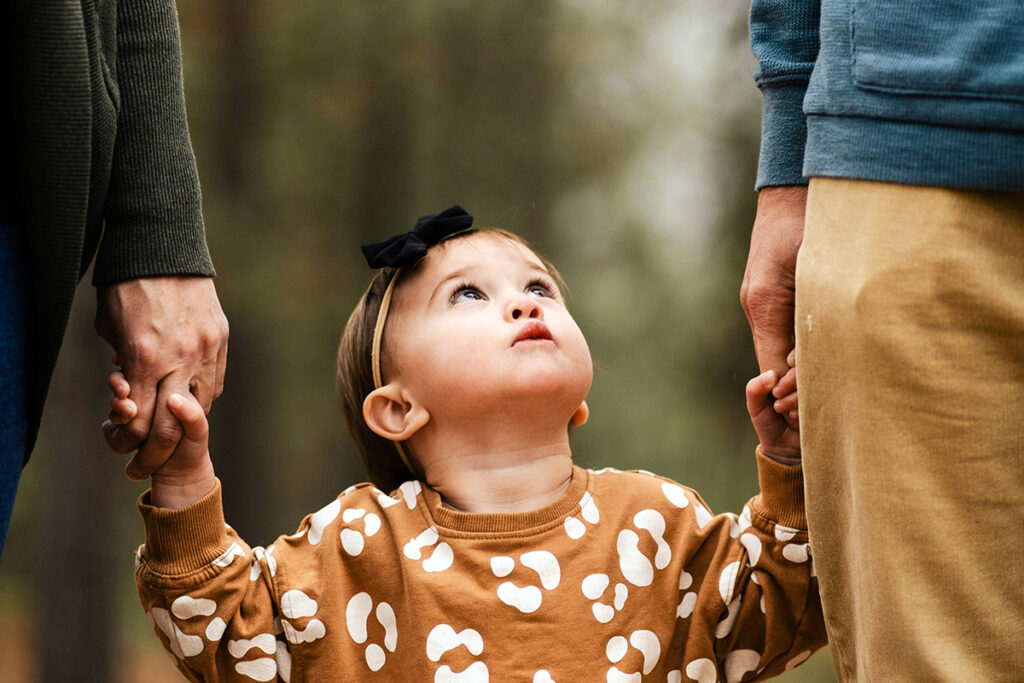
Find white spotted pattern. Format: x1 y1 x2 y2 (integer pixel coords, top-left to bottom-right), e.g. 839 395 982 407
719 561 740 604
661 483 689 508
276 640 292 682
345 592 397 670
493 552 561 613
740 533 762 567
685 658 717 683
724 650 761 682
404 527 454 573
150 607 204 659
234 658 277 681
171 596 216 620
281 590 318 619
282 619 326 645
605 631 661 681
212 542 245 568
228 634 276 658
716 598 742 639
307 499 341 545
205 617 226 642
490 556 515 578
428 624 488 682
426 624 484 661
783 543 810 563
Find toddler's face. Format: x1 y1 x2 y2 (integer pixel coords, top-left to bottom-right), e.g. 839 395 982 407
385 233 593 425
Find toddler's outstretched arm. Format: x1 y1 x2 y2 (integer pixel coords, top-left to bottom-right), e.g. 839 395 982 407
106 372 216 508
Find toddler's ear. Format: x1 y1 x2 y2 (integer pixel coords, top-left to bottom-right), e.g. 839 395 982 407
363 384 430 442
570 401 589 427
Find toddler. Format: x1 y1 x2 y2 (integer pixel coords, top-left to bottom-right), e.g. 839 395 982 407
117 206 824 681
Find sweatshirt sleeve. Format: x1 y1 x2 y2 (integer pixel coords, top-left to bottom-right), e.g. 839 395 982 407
749 0 821 189
135 481 287 682
93 0 214 285
672 448 826 679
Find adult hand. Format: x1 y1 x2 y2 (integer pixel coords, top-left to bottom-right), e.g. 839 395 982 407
740 185 807 376
95 276 228 480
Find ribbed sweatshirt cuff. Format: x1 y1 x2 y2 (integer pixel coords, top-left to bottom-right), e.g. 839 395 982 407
756 83 810 190
138 479 230 576
751 447 806 530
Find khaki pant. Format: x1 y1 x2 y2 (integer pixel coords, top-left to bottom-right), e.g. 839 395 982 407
796 178 1024 681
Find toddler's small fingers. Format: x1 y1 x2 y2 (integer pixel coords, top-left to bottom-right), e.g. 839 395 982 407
772 368 797 398
747 370 775 399
108 371 130 398
787 348 796 368
167 393 209 441
109 395 138 421
774 393 798 414
746 370 777 419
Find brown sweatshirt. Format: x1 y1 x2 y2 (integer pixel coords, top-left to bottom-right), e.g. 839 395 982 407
136 450 825 681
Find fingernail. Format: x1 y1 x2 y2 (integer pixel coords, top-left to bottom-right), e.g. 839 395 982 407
774 401 784 412
168 394 182 408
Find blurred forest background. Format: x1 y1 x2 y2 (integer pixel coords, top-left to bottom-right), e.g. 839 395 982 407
0 0 835 680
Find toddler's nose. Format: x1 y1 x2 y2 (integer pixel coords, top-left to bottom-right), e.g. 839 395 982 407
506 294 543 322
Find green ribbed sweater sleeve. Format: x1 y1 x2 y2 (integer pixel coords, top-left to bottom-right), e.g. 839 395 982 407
92 0 214 285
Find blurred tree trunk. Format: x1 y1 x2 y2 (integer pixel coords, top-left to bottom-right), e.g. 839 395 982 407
349 5 416 243
34 279 117 683
206 0 277 540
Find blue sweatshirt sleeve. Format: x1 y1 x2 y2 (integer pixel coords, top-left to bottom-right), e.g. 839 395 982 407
749 0 821 189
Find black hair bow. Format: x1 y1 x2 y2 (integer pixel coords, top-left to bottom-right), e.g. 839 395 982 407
361 205 474 268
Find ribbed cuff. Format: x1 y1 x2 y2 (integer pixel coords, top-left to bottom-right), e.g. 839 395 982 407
756 83 810 190
751 446 806 530
138 479 230 575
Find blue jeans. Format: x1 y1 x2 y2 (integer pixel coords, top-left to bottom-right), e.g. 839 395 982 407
0 218 31 558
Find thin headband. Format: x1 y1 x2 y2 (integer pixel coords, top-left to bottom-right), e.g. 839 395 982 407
362 206 474 477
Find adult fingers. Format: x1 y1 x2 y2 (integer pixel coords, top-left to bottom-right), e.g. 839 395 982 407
124 373 190 480
188 313 228 413
741 186 806 375
188 355 219 413
740 259 796 375
749 298 795 376
213 336 228 404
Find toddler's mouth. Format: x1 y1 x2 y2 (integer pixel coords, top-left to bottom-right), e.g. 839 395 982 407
513 321 553 345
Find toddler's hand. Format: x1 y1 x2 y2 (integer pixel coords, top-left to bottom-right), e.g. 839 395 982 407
746 361 800 464
105 371 138 426
771 348 799 431
104 372 215 508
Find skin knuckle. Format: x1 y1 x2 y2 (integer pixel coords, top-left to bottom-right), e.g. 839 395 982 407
149 425 183 449
126 340 161 371
123 423 148 443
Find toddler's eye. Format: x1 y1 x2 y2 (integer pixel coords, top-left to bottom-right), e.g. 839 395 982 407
526 280 555 298
451 285 485 304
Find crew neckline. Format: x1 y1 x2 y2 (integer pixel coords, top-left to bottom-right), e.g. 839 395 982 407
420 465 590 536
